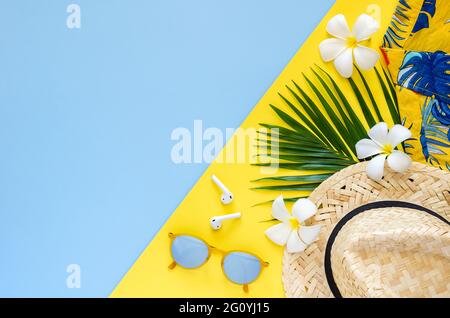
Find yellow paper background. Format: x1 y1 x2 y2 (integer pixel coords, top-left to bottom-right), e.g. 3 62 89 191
111 0 398 298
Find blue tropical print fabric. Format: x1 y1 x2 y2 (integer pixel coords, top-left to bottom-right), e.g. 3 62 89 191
412 0 436 33
382 0 450 170
419 97 450 164
398 50 450 166
398 51 450 105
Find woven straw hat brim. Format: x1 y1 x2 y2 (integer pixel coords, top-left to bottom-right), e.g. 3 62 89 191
282 161 450 298
327 205 449 297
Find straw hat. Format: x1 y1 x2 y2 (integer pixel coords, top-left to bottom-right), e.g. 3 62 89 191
282 161 450 298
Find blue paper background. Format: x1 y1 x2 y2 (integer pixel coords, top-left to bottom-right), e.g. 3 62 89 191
0 0 334 297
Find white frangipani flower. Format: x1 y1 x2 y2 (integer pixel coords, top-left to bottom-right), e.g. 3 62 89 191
356 122 412 181
265 195 321 253
319 13 380 78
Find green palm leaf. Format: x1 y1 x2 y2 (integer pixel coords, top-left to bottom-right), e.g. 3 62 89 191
253 66 400 199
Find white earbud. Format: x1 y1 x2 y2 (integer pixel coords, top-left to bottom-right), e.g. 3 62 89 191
211 174 233 205
210 212 241 230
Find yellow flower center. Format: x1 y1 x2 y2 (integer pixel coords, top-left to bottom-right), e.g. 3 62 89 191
289 217 300 229
382 144 394 155
346 36 358 48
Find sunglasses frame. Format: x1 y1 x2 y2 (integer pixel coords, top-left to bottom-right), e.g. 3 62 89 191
168 233 269 292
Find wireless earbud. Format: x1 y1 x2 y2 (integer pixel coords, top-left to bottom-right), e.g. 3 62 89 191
210 212 241 230
211 174 233 205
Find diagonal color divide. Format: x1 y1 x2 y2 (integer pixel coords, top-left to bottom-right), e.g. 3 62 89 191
111 0 398 297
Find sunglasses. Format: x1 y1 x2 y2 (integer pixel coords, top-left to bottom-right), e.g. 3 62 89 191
168 233 269 292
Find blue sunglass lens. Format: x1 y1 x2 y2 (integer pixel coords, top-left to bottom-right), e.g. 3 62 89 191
171 235 209 269
223 252 262 285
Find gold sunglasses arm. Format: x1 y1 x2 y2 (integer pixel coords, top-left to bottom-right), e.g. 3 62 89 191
168 261 177 270
168 233 177 269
